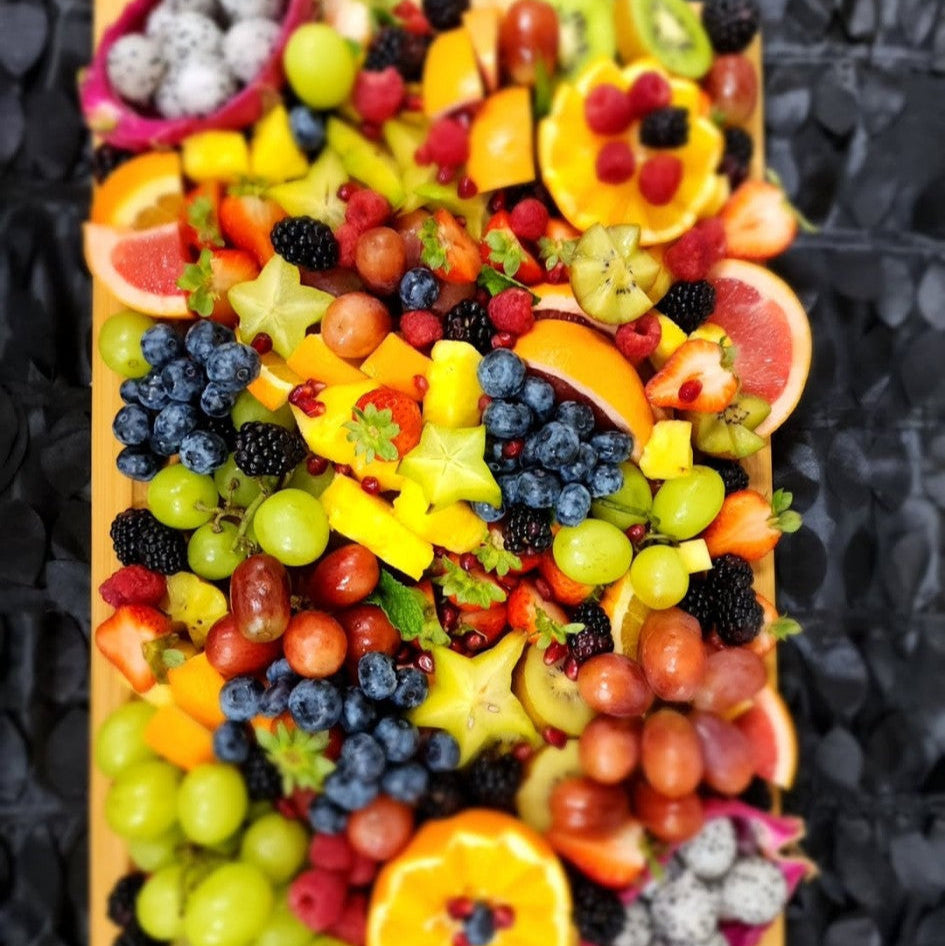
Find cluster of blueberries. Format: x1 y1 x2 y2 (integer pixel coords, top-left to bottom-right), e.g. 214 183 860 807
214 652 460 834
473 349 632 527
112 321 261 480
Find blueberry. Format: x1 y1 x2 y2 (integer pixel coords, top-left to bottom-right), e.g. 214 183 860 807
179 430 228 474
391 668 429 709
559 443 598 483
517 469 561 509
483 400 533 439
162 357 204 402
465 904 496 946
556 482 592 526
288 679 343 731
308 795 348 834
590 431 633 464
341 687 379 733
519 433 542 468
497 473 521 504
137 370 170 411
119 378 141 404
381 762 429 804
339 733 387 781
185 319 234 364
373 716 420 763
520 375 555 421
289 105 326 154
358 652 398 701
258 677 293 717
116 447 162 481
322 769 379 812
588 464 625 498
556 400 595 439
200 381 237 418
152 403 199 451
487 440 519 475
141 323 184 368
536 421 581 469
266 657 298 684
477 349 526 398
471 501 504 522
113 405 151 446
399 267 440 310
206 342 261 393
220 676 264 721
213 721 250 763
425 731 461 771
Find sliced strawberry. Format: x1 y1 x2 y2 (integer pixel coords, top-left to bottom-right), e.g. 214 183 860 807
537 553 594 606
458 603 508 646
178 248 259 327
94 605 173 693
218 193 286 266
748 592 802 658
546 817 647 889
644 338 738 412
720 180 798 261
703 488 802 562
182 181 224 252
481 211 543 285
437 555 507 613
347 387 423 463
420 208 481 284
506 580 569 642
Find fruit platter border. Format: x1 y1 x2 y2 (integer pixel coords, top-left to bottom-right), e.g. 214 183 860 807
87 5 783 946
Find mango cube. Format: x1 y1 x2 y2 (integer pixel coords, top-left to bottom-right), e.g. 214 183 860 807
287 334 367 386
423 340 484 428
650 315 688 369
360 334 432 401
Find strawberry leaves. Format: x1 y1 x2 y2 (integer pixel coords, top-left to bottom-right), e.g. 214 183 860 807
770 489 802 533
419 216 450 272
534 608 584 650
484 228 523 278
344 404 401 464
434 557 507 609
186 195 224 248
177 249 217 318
474 535 522 577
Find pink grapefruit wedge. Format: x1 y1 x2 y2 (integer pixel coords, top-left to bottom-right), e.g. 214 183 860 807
707 259 811 438
734 685 798 789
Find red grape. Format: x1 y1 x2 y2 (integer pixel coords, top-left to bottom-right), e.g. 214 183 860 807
638 608 707 703
549 777 629 833
693 647 767 713
355 227 407 294
337 604 401 674
230 554 292 643
578 716 641 785
691 711 755 796
633 781 704 843
321 292 391 358
704 55 758 125
205 614 283 678
283 610 348 678
307 544 380 609
640 709 704 799
499 0 559 86
577 654 654 717
347 795 414 861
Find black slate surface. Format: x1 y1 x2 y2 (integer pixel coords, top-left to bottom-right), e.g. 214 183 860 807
1 1 943 944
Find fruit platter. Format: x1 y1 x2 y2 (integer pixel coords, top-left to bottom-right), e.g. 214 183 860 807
84 1 817 945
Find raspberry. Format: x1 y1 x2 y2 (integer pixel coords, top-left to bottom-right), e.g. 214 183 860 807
329 892 368 945
308 833 355 872
639 154 683 205
584 82 634 135
345 189 391 233
400 309 444 349
288 869 349 933
508 198 549 242
614 312 662 366
352 67 405 124
665 229 711 282
99 565 167 608
425 116 470 169
695 217 727 263
596 142 636 185
335 222 360 267
626 71 672 119
348 853 377 886
487 288 535 336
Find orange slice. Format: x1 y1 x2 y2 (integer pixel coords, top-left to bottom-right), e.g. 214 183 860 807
734 685 798 789
368 809 575 946
90 152 183 229
246 353 302 412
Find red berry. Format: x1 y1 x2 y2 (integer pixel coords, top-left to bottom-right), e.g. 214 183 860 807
413 373 429 396
335 222 360 267
595 141 636 185
307 455 329 476
448 897 475 920
494 905 515 929
627 71 672 118
457 175 478 198
361 476 381 495
348 853 377 886
425 117 470 168
250 332 272 354
694 217 727 263
308 833 355 872
487 287 535 335
436 165 456 184
509 198 549 242
352 67 405 124
99 565 166 608
614 312 662 366
400 309 443 349
627 523 647 544
584 83 634 134
639 155 683 205
288 869 348 933
345 189 391 233
678 379 703 403
338 182 358 201
491 331 515 349
329 892 368 946
665 229 712 282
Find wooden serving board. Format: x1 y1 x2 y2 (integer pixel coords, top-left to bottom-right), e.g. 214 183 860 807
88 6 776 944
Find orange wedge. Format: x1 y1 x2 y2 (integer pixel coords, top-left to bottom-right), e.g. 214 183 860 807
90 152 183 229
246 353 302 411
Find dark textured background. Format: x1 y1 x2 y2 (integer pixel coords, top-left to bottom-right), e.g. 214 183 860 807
1 0 944 943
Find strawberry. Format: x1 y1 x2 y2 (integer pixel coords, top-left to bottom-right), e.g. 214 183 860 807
419 208 481 284
644 339 738 412
506 580 573 645
182 181 224 252
94 604 173 693
218 192 286 266
458 604 508 647
435 556 507 612
345 387 423 463
748 592 801 658
481 211 544 285
177 248 259 326
719 180 798 261
546 818 647 889
537 553 595 606
703 488 802 562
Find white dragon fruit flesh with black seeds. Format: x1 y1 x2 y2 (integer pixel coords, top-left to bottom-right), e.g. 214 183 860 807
222 18 280 84
106 33 166 105
613 900 652 946
146 0 219 39
159 57 237 116
719 857 789 927
650 870 719 944
680 818 739 881
161 11 223 62
220 0 284 21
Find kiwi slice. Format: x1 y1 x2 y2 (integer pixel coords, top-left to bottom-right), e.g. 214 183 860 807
615 0 713 80
549 0 617 77
689 393 771 459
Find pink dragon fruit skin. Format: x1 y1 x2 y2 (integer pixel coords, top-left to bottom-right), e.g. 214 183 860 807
80 0 313 151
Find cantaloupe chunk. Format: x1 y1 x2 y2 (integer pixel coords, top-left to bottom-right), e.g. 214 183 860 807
144 704 215 771
423 28 485 118
286 334 367 386
167 652 226 730
360 334 432 401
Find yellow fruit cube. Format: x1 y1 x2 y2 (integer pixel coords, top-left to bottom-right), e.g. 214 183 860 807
247 353 302 411
181 131 250 183
320 475 433 579
689 323 730 346
287 334 367 386
650 315 688 369
392 480 487 553
360 334 432 401
423 340 484 428
250 104 309 183
639 420 693 480
422 27 485 119
678 538 713 574
699 174 731 218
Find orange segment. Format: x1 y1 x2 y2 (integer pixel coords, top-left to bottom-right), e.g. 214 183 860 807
467 87 535 193
166 652 225 730
247 353 302 411
91 152 183 228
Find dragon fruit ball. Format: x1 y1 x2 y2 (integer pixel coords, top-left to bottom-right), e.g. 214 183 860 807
106 33 166 105
719 856 789 926
220 0 284 22
160 11 223 63
649 870 719 944
156 58 237 117
145 0 219 41
222 18 281 84
679 817 739 881
613 901 652 946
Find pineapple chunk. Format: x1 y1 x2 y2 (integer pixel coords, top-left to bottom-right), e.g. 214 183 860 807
360 334 432 401
650 315 688 369
639 420 693 480
678 538 712 574
250 104 309 183
689 323 730 346
392 480 487 553
423 340 484 427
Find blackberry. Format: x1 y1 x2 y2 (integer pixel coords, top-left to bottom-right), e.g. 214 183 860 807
443 299 495 355
658 280 716 333
714 585 763 645
640 107 689 149
423 0 469 31
234 421 308 477
703 457 749 495
720 126 754 189
398 31 432 81
270 216 339 270
417 770 467 821
92 143 133 183
466 748 522 811
113 919 165 946
107 872 146 929
710 553 755 591
503 503 553 553
110 508 154 566
570 870 626 946
138 519 188 575
364 26 403 71
568 602 614 664
240 744 283 800
679 579 716 635
702 0 760 53
201 412 238 450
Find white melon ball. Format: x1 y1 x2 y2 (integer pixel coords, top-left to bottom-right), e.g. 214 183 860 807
222 18 281 84
106 33 166 105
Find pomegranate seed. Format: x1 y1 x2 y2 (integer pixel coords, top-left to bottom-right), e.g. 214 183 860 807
436 165 456 184
478 394 492 412
453 934 470 946
678 379 703 402
396 643 415 664
534 577 552 600
361 476 381 495
464 631 487 651
448 897 475 920
511 742 535 763
405 92 423 111
542 726 568 748
449 639 467 654
306 455 329 476
455 215 466 228
503 439 524 459
334 463 352 476
441 605 459 630
491 332 515 349
493 905 515 929
564 657 580 681
627 523 647 544
250 332 272 354
417 652 434 674
457 175 478 198
414 144 432 165
360 122 382 141
543 641 568 665
488 192 506 213
413 373 430 395
337 182 357 201
460 553 477 571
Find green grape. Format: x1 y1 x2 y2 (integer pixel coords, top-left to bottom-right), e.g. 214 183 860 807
98 310 155 378
183 862 274 946
214 454 278 508
650 466 725 540
255 895 316 946
178 763 249 846
231 391 295 431
95 700 157 778
553 519 633 585
137 863 186 941
188 521 249 580
205 829 244 857
253 489 329 567
283 24 357 110
148 465 219 530
591 462 653 530
629 545 690 609
127 824 185 872
105 759 181 841
287 461 334 499
240 812 309 884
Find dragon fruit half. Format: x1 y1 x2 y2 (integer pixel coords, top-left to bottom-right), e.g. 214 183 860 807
80 0 312 151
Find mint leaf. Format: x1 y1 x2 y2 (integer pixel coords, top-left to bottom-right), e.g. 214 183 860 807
477 265 539 302
369 570 449 649
420 216 449 272
434 557 506 608
485 229 522 277
474 535 522 577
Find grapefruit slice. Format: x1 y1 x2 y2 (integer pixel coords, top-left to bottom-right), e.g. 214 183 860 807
513 320 654 460
707 259 812 438
90 152 183 229
84 222 190 317
733 685 798 789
